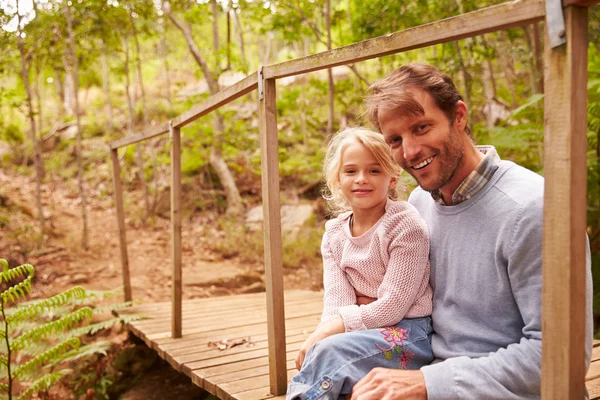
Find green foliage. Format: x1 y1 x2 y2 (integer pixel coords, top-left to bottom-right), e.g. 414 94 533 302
0 259 138 400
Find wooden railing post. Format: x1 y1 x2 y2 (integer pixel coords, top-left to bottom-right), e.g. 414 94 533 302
170 122 183 339
542 3 589 398
110 148 132 302
258 70 287 396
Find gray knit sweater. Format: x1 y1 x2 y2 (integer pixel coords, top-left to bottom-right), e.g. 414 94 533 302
409 160 593 399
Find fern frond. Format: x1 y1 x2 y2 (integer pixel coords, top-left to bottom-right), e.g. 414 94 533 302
84 288 122 300
16 369 71 400
7 287 87 324
0 382 7 393
13 338 80 380
56 340 111 366
11 307 93 351
92 301 135 315
0 265 35 305
60 315 141 340
0 263 34 285
0 354 7 366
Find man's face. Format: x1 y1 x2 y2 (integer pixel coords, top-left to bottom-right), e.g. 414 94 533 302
378 89 467 194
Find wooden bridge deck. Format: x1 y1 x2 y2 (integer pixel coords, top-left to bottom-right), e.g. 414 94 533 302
118 290 600 399
118 290 321 400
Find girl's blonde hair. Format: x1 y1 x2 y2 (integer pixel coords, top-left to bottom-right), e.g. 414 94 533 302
322 127 404 215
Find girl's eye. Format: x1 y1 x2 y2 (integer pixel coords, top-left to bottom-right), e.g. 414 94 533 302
370 169 381 174
344 169 355 174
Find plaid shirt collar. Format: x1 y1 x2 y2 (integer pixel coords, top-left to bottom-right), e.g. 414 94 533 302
431 145 500 206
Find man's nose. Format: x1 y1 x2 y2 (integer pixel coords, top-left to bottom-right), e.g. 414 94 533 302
402 136 422 162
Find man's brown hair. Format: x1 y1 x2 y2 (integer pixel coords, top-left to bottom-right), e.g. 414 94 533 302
366 63 472 137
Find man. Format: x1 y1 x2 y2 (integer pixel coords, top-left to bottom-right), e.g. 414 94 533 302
349 63 593 399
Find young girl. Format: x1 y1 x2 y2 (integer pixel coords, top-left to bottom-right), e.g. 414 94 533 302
287 127 433 400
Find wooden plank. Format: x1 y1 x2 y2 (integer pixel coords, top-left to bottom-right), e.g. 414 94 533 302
171 72 258 128
587 360 600 381
184 341 302 373
141 306 317 342
170 124 182 338
109 122 170 150
126 295 319 336
172 332 307 368
262 0 545 80
121 290 318 318
220 369 297 400
109 148 132 301
541 5 589 399
589 377 600 399
191 351 297 387
164 326 312 359
258 76 287 396
205 360 296 395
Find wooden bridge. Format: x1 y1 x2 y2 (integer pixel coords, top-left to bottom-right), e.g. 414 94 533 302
118 291 600 399
108 0 598 398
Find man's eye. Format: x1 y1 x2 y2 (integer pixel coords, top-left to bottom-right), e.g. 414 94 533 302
416 124 430 133
388 137 402 146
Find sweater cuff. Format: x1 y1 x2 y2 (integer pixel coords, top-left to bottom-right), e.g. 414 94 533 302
421 360 458 400
338 305 367 332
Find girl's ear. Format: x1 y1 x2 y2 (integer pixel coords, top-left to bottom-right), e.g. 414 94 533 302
389 177 398 189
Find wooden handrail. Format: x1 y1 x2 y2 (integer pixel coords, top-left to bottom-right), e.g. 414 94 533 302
171 71 258 128
262 0 545 79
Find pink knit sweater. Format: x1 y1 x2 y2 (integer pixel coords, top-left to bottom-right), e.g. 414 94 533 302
320 200 433 332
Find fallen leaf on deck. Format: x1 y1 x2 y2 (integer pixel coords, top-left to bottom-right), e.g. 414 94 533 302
207 337 254 350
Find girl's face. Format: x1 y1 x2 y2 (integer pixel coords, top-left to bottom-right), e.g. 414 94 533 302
338 141 396 216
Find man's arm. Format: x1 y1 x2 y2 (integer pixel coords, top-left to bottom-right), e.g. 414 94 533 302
421 202 593 399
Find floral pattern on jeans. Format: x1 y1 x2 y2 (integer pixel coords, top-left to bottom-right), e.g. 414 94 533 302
376 326 415 369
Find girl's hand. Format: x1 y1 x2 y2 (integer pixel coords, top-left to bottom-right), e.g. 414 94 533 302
296 316 345 370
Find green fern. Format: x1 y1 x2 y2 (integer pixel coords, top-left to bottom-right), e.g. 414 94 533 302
7 287 87 325
0 259 137 399
12 338 80 379
16 370 71 400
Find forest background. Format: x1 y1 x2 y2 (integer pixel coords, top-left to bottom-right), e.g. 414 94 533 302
0 0 599 395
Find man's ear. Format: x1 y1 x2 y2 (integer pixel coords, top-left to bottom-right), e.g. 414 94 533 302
454 101 468 133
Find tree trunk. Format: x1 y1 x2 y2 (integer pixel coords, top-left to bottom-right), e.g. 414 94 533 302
100 39 113 130
522 25 539 95
64 0 89 250
497 31 518 107
129 9 151 220
232 9 247 71
453 41 471 112
17 29 45 238
164 1 243 216
325 0 334 135
532 22 543 94
159 26 172 106
123 37 149 222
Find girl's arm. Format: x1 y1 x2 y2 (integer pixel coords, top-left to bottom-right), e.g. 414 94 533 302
319 225 357 325
338 208 431 331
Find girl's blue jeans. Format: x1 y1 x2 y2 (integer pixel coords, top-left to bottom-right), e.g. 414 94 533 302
286 317 433 400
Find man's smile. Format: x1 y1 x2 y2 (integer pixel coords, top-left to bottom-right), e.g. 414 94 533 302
412 156 435 170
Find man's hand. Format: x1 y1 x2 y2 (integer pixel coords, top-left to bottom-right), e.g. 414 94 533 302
295 316 345 371
350 368 427 400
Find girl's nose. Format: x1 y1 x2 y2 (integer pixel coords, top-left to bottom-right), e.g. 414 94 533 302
354 172 368 184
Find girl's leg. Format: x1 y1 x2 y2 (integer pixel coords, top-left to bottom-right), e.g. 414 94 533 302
286 317 433 400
